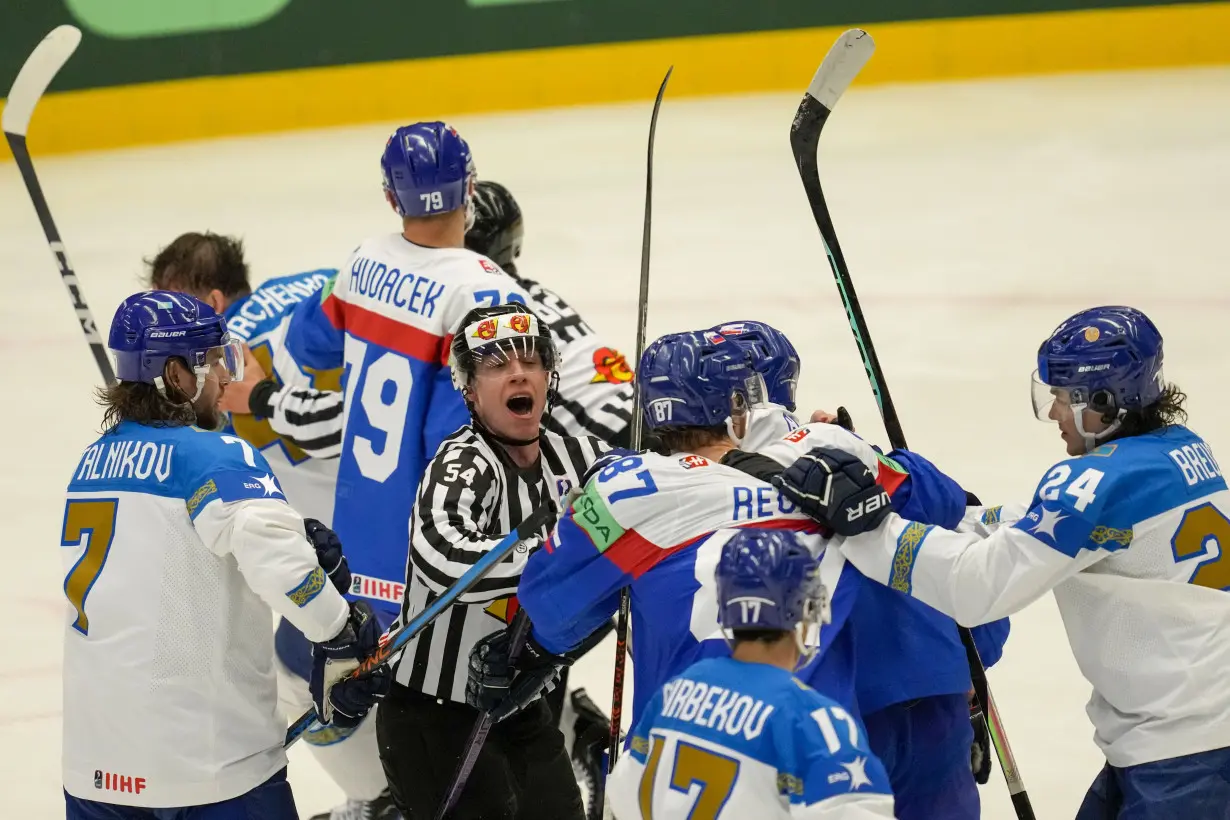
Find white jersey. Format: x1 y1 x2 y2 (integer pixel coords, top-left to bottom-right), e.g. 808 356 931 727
835 425 1230 766
608 656 895 820
224 269 340 525
740 403 803 452
61 421 348 807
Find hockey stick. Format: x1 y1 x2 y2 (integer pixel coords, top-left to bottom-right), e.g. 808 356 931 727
604 66 672 795
3 26 115 385
434 609 532 819
284 502 556 748
789 29 1035 820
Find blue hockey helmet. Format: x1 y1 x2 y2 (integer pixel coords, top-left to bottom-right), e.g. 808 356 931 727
710 320 801 410
638 330 766 432
380 121 475 218
1032 306 1165 447
109 291 243 397
715 528 827 667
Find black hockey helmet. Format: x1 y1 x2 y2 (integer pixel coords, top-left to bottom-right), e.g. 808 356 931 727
464 181 524 274
448 302 558 393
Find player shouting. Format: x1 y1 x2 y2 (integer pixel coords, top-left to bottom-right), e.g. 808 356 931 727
775 305 1230 817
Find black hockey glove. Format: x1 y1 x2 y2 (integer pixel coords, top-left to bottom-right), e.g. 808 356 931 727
310 601 390 729
468 625 569 721
970 703 992 785
304 518 351 595
772 446 892 537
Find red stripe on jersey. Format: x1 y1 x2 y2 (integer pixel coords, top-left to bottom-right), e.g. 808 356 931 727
876 460 909 496
605 517 823 579
323 292 345 330
333 301 446 363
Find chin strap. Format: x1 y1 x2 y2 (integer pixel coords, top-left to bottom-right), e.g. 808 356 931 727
1072 403 1126 453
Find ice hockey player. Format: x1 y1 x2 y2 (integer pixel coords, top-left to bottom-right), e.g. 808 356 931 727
774 305 1230 817
716 319 1010 819
508 329 877 739
607 528 894 819
353 302 608 820
61 291 379 819
465 179 637 447
144 232 394 820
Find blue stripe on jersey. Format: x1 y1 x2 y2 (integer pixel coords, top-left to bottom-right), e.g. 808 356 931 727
69 422 283 520
286 566 327 607
224 269 334 344
889 522 933 594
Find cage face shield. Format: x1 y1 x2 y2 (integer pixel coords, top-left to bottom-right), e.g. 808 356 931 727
451 310 558 391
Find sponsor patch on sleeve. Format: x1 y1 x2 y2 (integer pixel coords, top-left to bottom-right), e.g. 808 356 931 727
287 566 326 607
570 484 626 553
212 471 287 504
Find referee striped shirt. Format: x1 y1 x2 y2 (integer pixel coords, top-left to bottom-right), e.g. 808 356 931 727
392 425 607 702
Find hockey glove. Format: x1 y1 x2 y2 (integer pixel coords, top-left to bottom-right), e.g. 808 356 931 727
304 518 351 595
310 601 389 728
971 703 992 785
468 627 566 720
772 446 892 537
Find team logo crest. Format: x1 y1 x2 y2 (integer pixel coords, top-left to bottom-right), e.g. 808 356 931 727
472 318 498 340
679 454 710 470
591 347 634 384
1084 327 1100 342
508 314 532 334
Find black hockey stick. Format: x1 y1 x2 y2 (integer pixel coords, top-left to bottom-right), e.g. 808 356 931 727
284 503 555 748
434 609 533 819
604 66 672 799
4 26 115 385
789 29 1035 820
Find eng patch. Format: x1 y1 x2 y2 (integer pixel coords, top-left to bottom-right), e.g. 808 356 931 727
570 484 625 553
287 566 326 607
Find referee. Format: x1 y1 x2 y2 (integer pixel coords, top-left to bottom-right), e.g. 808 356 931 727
376 303 605 820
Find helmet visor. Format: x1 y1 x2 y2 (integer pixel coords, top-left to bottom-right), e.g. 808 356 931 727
1031 370 1091 422
201 337 244 382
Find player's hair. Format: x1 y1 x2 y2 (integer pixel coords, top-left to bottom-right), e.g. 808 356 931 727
730 628 792 645
96 379 195 431
145 232 251 300
1114 382 1188 438
655 423 729 455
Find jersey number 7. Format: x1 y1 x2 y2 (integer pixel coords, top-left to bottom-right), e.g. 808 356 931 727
638 736 740 819
61 499 119 636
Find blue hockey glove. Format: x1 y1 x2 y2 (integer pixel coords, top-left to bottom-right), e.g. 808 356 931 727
772 446 892 537
304 518 350 595
310 601 389 728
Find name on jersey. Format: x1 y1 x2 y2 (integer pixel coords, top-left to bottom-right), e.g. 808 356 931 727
732 486 798 520
659 677 774 741
227 273 332 341
348 256 445 318
349 573 405 604
75 441 174 483
1169 442 1223 487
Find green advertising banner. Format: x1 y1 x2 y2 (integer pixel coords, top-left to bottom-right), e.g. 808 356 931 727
0 0 1214 93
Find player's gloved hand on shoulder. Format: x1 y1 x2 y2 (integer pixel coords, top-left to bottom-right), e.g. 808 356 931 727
772 446 892 537
468 626 567 722
581 447 639 486
304 518 350 595
810 406 856 432
310 601 389 728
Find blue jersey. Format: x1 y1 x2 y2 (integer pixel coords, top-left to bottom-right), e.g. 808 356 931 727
852 449 1009 715
290 235 531 613
607 657 895 819
519 450 862 729
222 270 341 524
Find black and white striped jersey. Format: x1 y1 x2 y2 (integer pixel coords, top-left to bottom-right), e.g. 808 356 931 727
392 425 607 702
255 271 636 455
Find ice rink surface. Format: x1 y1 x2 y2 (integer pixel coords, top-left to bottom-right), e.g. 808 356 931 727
3 63 1229 818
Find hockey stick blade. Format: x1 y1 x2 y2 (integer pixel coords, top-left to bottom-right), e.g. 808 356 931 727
804 29 874 114
607 66 672 795
284 503 555 748
3 25 82 137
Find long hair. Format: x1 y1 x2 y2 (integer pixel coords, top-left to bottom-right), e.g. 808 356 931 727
96 381 196 433
1113 383 1188 438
